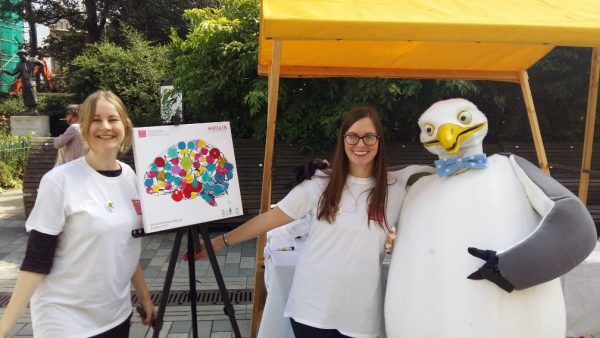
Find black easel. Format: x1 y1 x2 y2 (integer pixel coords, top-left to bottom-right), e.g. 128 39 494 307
132 225 242 338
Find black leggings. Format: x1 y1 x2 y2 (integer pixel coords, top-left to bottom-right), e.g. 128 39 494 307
89 312 132 338
290 318 353 338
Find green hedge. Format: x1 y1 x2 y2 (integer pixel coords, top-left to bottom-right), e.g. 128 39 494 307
0 134 32 189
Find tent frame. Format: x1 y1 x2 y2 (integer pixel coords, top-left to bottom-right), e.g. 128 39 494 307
250 40 600 338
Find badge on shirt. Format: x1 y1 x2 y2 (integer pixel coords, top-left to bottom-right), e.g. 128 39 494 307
368 204 384 222
132 199 142 215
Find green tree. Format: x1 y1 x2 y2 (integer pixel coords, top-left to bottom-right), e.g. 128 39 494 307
68 26 173 126
529 47 592 141
0 0 212 67
171 0 261 139
172 0 479 151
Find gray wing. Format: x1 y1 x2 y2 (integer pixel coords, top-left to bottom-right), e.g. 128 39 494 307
497 154 597 290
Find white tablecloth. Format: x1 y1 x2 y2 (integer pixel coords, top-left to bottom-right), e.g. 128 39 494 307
562 241 600 337
257 250 299 338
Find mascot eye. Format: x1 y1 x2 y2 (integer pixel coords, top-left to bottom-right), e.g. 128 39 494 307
457 110 472 124
424 123 435 136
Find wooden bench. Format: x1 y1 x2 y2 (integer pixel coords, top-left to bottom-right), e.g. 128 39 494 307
22 138 600 235
22 138 328 227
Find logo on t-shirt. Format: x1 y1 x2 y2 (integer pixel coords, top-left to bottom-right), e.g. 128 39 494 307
132 199 142 215
368 204 384 222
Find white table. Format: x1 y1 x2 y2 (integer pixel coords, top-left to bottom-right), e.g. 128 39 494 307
562 242 600 337
257 250 299 338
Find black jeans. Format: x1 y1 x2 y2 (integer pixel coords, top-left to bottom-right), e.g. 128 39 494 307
290 318 353 338
89 312 132 338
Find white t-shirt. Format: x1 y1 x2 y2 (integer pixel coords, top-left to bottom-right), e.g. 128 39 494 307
277 171 406 338
25 157 142 337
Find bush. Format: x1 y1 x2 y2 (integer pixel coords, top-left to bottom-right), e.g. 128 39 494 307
0 95 25 134
68 25 173 127
0 134 32 188
0 160 20 190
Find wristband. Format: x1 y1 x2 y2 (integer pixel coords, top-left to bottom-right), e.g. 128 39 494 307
222 233 230 248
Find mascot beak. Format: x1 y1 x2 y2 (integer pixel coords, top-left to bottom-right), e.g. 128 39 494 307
433 123 485 155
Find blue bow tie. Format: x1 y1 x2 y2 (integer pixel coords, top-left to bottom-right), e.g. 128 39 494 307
435 153 487 177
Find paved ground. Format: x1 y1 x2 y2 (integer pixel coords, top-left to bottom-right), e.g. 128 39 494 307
0 188 257 338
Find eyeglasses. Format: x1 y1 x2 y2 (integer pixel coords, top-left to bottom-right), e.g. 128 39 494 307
343 134 379 146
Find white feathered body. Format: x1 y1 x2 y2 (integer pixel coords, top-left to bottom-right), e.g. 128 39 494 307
385 155 565 338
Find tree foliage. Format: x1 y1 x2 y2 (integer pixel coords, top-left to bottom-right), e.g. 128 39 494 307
68 26 173 126
465 47 593 144
0 0 212 66
3 0 594 150
172 0 480 151
171 0 262 138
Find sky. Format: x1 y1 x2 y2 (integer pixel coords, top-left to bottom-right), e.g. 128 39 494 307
37 24 49 42
22 22 50 45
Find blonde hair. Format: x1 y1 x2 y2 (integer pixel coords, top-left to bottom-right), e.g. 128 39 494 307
78 90 133 153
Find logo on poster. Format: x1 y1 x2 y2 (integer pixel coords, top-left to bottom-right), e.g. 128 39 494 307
138 130 147 138
208 124 228 133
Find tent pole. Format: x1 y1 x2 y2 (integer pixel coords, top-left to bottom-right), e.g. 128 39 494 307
578 47 600 204
519 70 550 174
251 39 282 338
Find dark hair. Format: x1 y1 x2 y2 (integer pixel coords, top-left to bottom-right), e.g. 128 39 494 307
317 106 390 229
66 104 79 116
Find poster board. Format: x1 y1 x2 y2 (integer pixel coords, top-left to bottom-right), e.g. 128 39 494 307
132 122 243 233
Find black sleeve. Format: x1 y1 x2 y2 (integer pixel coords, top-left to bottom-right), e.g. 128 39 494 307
20 230 58 274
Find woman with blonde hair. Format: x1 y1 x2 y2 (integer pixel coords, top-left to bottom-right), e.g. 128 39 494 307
0 90 154 338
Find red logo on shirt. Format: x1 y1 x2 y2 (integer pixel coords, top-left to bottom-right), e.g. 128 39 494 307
132 199 142 215
138 130 147 138
368 204 384 222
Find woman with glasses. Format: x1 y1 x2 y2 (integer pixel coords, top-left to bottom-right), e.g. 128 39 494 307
186 106 406 338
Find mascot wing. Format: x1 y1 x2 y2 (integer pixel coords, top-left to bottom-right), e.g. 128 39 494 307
470 154 598 291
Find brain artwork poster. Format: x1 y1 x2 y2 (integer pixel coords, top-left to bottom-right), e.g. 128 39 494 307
132 122 243 233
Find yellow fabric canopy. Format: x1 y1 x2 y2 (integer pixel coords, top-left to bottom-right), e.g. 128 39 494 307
258 0 600 81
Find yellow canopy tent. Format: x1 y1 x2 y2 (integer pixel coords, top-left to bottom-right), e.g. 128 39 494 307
252 1 600 336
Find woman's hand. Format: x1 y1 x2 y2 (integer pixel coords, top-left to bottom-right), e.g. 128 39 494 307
385 226 397 255
136 299 156 326
182 239 213 261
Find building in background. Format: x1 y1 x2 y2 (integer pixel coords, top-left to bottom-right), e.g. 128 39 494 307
0 15 24 94
48 19 69 75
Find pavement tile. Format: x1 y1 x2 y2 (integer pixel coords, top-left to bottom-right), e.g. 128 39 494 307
239 257 255 269
225 252 241 264
170 320 192 333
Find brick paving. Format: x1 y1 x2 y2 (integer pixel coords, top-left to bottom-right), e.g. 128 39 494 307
0 188 256 338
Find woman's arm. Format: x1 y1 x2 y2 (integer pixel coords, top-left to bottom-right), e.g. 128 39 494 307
0 271 45 338
131 264 154 326
185 207 294 260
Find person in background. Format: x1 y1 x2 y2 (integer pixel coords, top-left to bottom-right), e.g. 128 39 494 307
54 104 85 165
0 90 154 338
186 106 406 338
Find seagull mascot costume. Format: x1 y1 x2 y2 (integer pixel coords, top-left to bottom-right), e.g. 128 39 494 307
384 98 597 338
